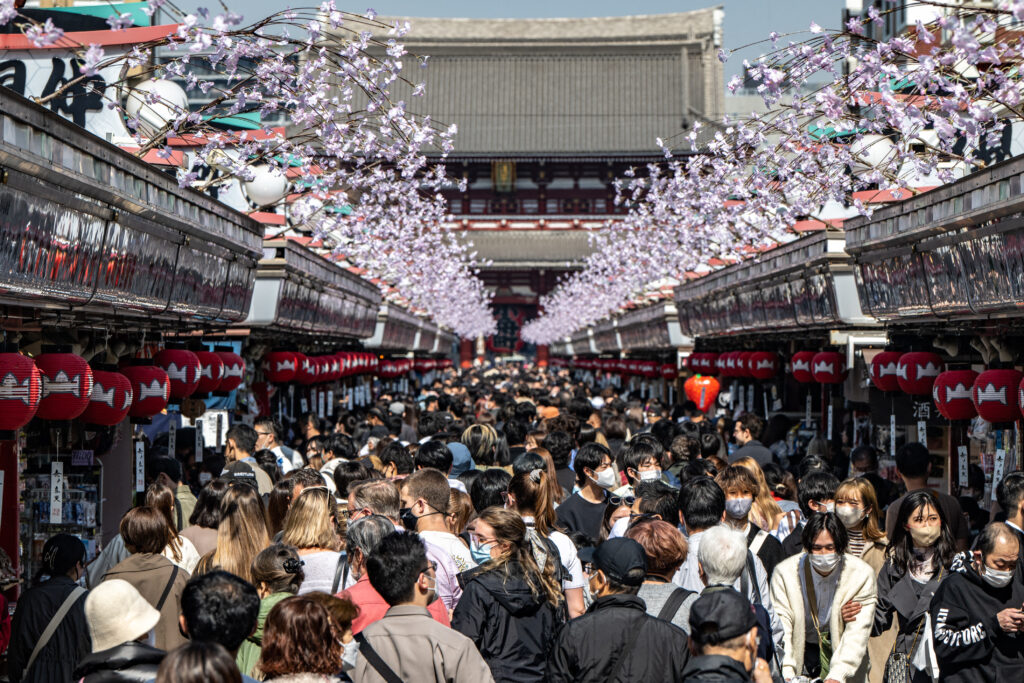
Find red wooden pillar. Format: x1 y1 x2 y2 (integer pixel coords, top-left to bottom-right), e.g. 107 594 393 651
459 339 473 369
1 440 19 600
536 345 549 368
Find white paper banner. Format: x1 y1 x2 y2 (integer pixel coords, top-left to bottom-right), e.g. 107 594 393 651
827 404 834 439
993 449 1007 501
168 421 177 457
327 391 335 417
805 394 812 426
300 397 309 414
917 420 928 446
134 442 145 493
890 414 897 457
318 390 326 419
49 461 63 524
195 419 204 463
746 385 754 413
957 445 969 488
763 392 769 418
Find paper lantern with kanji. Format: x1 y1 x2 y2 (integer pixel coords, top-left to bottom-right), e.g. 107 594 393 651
122 365 170 418
294 354 316 384
81 370 133 425
897 352 945 396
0 352 41 431
932 370 979 421
154 349 201 399
661 363 679 380
869 351 903 393
35 352 94 420
791 351 816 383
327 355 343 382
736 352 755 379
811 351 847 384
972 369 1024 423
748 352 779 381
216 351 245 393
263 351 297 384
684 374 720 412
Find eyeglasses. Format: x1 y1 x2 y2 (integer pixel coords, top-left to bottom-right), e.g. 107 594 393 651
609 495 635 507
420 561 437 576
255 430 272 437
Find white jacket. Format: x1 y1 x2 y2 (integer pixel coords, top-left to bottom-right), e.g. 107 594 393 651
769 553 877 683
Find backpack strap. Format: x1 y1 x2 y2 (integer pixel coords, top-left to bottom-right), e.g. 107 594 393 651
331 551 349 594
23 586 86 676
656 586 693 623
744 550 762 605
354 631 404 683
749 529 768 556
155 565 179 611
174 497 183 531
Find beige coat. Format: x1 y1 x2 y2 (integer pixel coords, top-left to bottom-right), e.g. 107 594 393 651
770 553 878 683
102 553 190 652
856 538 897 683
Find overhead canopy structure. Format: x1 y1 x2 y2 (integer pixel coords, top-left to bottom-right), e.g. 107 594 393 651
241 239 381 341
845 154 1024 324
592 318 620 353
614 301 690 351
0 88 263 325
674 230 876 339
363 304 425 352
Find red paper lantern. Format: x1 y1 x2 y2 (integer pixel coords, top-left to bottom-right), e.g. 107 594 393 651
897 352 945 396
81 370 133 426
748 352 779 381
689 353 717 375
263 351 297 384
295 354 316 384
736 352 755 379
791 351 816 383
194 351 225 393
216 351 246 393
932 370 979 421
684 374 720 412
122 365 170 418
328 355 343 382
661 363 679 380
0 352 41 431
154 349 201 399
811 351 847 384
869 351 903 393
35 352 94 420
972 369 1024 423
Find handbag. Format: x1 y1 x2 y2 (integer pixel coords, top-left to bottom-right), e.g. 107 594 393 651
883 567 942 683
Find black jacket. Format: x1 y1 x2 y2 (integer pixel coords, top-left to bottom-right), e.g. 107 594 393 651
73 642 165 683
546 593 690 683
729 441 773 467
863 471 899 510
681 654 752 682
745 525 784 578
872 559 946 657
780 524 803 558
929 553 1024 683
452 562 562 683
7 576 90 683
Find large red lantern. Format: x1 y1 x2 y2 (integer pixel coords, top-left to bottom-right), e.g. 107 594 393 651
121 364 170 419
690 353 718 375
215 350 245 393
295 353 316 384
736 352 754 379
932 370 979 421
897 352 945 396
264 351 297 384
972 369 1024 423
0 351 41 431
661 363 679 380
811 351 847 384
327 355 343 382
35 352 94 420
869 351 903 393
684 374 720 412
748 352 779 381
194 351 225 393
81 370 133 426
791 351 816 383
154 348 201 399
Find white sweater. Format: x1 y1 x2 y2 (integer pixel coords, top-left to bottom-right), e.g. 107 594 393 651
769 553 877 683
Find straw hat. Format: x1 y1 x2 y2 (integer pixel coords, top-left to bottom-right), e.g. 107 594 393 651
85 579 161 652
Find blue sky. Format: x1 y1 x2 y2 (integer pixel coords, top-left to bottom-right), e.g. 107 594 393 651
175 0 845 86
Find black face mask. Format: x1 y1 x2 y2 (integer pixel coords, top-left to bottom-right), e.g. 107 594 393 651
399 507 419 530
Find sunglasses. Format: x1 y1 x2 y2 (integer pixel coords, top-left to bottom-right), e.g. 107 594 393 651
609 495 635 507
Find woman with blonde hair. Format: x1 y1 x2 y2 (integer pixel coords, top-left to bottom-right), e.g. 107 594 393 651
195 483 270 583
834 478 888 570
733 456 794 537
280 487 341 595
452 508 564 682
446 489 475 544
527 447 566 504
462 423 500 468
235 544 305 677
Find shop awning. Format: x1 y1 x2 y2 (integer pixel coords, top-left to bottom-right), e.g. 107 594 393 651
570 327 596 355
363 304 423 351
612 301 691 351
0 89 264 325
241 239 381 340
844 155 1024 323
674 230 876 338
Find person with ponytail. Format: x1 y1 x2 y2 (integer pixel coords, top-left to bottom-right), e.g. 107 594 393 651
506 455 586 618
236 544 305 678
146 483 201 573
451 508 565 683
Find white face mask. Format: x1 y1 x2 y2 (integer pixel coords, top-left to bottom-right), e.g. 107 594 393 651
819 501 835 514
835 505 865 528
809 553 839 574
609 515 631 539
981 565 1014 588
341 638 359 672
638 469 662 482
589 467 618 490
725 497 754 519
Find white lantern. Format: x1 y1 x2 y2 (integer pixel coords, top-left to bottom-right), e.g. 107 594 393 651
849 134 898 173
242 165 290 208
124 79 189 139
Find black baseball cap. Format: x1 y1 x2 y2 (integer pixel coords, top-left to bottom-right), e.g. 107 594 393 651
221 461 259 491
578 537 647 586
689 587 758 645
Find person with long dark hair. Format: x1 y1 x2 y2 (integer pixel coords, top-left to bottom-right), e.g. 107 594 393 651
156 641 241 683
871 491 956 683
180 479 229 557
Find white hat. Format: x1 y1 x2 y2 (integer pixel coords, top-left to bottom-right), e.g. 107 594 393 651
85 579 161 652
388 401 405 416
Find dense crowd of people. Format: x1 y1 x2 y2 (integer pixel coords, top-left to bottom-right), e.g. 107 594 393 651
5 365 1024 683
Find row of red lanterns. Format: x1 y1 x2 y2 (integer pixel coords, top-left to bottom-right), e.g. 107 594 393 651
379 358 413 379
0 349 246 431
572 358 678 379
264 351 378 385
688 351 782 381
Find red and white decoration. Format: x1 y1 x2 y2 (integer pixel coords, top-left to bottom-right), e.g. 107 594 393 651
0 351 42 431
263 351 298 384
811 351 847 384
121 364 171 419
684 374 720 412
195 351 226 393
35 352 94 420
81 370 134 426
748 352 779 381
896 352 945 396
972 369 1024 423
932 370 979 421
215 350 246 393
688 353 718 375
661 363 679 380
154 349 202 399
790 351 816 383
869 351 903 392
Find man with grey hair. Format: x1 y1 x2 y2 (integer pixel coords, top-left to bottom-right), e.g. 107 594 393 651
339 515 452 633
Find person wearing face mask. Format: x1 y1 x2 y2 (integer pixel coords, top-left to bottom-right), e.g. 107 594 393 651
452 509 565 682
615 439 667 497
928 522 1024 683
681 587 774 683
885 443 969 551
7 534 91 683
357 531 495 683
872 491 956 683
780 471 840 558
770 513 877 683
834 479 889 572
555 442 614 540
848 446 899 513
400 469 478 575
716 466 785 577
